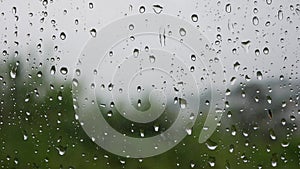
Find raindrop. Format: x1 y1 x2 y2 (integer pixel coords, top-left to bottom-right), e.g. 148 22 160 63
263 47 269 55
90 28 97 37
56 146 67 156
179 28 186 36
60 67 68 75
108 83 114 91
191 54 196 61
137 86 141 92
10 64 18 79
50 65 56 75
60 32 66 40
233 61 240 71
255 49 260 56
252 16 259 26
149 55 155 63
191 14 198 22
269 129 276 140
133 49 139 57
129 24 134 30
225 4 231 13
271 154 278 167
179 98 187 109
89 2 93 9
205 139 218 151
266 0 272 5
278 10 283 20
139 6 145 13
12 7 17 14
152 4 163 14
256 71 263 80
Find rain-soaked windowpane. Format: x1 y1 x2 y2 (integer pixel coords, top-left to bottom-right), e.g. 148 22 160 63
0 0 299 168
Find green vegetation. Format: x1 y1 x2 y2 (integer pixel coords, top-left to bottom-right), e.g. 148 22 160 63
0 54 299 169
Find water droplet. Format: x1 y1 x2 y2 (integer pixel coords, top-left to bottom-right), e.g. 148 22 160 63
60 32 66 40
90 28 97 37
179 98 187 109
255 49 260 56
208 157 216 167
152 4 163 14
50 65 56 75
133 49 139 57
233 61 240 71
225 4 231 13
12 7 17 14
263 47 269 55
179 28 186 36
256 71 263 80
108 83 114 91
191 54 196 61
271 154 278 167
60 67 68 75
266 0 272 5
72 78 79 87
139 6 145 13
252 16 259 26
89 2 94 9
205 139 218 151
191 14 198 22
149 55 155 63
56 146 67 156
129 24 134 30
269 129 276 140
10 64 18 79
278 10 283 20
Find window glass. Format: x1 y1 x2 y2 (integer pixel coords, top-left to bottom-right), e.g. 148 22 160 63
0 0 299 168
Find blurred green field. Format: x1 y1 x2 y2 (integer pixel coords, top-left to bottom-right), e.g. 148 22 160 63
1 57 299 169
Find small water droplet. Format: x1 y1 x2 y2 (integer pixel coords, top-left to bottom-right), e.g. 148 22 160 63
262 47 269 55
252 16 259 26
225 4 231 13
152 4 163 14
129 24 134 30
133 49 139 57
205 139 218 151
149 55 155 63
269 129 276 140
60 32 66 40
60 67 68 75
266 0 272 5
179 98 187 109
191 54 196 61
233 61 240 71
50 65 56 75
90 28 97 37
191 14 198 22
179 28 186 36
278 10 283 20
89 2 94 9
108 83 114 91
256 71 263 80
139 6 145 13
